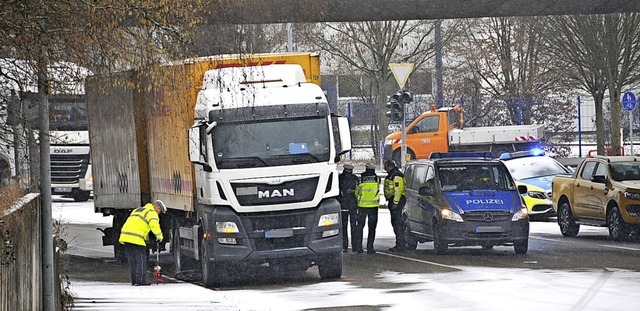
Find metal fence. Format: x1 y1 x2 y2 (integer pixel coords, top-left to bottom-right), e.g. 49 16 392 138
0 193 42 311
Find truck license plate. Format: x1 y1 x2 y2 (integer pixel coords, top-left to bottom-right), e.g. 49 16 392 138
55 187 72 193
264 228 293 238
475 226 502 233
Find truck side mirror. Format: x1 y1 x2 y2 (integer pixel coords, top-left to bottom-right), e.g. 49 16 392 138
591 175 607 184
188 122 212 172
332 116 352 156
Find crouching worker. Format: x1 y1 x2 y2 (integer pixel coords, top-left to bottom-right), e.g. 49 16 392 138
119 200 166 286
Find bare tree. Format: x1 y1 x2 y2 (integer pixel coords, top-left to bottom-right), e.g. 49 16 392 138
545 14 640 156
302 20 448 157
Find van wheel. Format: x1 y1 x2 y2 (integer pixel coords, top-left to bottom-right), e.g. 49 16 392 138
318 252 342 279
608 206 629 241
404 219 418 250
200 240 223 287
433 221 448 255
514 239 528 254
558 202 580 237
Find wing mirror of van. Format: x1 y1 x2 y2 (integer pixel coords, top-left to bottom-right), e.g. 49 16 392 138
517 185 528 195
418 187 435 196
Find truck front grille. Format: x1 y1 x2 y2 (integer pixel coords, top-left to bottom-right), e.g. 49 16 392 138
51 154 90 184
241 209 316 251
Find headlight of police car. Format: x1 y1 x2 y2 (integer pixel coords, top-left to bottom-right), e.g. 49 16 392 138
512 208 529 221
527 190 547 200
318 213 339 227
441 209 464 222
624 191 640 200
216 221 239 233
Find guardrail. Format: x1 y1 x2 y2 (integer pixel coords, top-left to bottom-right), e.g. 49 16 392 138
0 193 42 311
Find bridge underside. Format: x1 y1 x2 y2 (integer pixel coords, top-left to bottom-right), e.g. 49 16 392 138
206 0 640 24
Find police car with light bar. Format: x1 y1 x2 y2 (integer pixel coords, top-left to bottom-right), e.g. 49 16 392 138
402 152 530 254
499 149 572 220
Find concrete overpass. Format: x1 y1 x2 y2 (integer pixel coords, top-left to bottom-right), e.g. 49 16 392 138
207 0 640 24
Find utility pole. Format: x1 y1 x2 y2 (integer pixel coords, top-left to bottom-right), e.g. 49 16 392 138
435 20 443 108
37 0 55 309
287 23 293 52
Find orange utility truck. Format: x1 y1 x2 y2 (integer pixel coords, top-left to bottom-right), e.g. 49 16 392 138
383 105 544 165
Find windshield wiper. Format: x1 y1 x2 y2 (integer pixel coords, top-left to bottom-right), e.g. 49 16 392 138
226 156 268 168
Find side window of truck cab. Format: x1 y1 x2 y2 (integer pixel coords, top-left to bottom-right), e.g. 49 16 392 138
580 161 597 180
413 116 440 133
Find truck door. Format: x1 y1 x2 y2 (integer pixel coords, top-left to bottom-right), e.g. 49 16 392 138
573 161 603 218
406 115 447 159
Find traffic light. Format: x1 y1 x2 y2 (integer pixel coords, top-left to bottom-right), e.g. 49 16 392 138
386 90 412 121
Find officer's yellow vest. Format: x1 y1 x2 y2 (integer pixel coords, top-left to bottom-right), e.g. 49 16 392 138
356 181 380 208
118 203 163 246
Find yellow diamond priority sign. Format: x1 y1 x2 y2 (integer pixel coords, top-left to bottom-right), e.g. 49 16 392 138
389 63 414 90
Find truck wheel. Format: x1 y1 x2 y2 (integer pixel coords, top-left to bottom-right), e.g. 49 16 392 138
200 240 223 287
318 252 343 279
113 212 127 262
172 225 185 272
558 202 580 237
608 206 629 241
514 239 528 254
433 221 448 255
72 190 90 202
404 219 418 250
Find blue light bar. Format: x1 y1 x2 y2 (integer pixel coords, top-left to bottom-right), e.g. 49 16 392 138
499 148 545 160
429 152 495 159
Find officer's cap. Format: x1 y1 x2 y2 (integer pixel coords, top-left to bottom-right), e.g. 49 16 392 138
154 200 167 214
343 164 354 171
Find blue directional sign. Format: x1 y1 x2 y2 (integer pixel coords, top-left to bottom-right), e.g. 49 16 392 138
622 92 636 111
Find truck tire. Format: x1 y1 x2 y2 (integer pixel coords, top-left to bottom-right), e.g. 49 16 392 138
514 239 528 254
608 206 629 241
172 225 184 272
317 252 342 279
200 240 223 287
558 202 580 237
404 219 418 250
433 221 448 255
113 212 127 262
72 190 90 202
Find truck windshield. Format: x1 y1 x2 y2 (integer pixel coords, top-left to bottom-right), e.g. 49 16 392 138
212 117 331 169
438 163 515 191
49 101 88 131
610 162 640 181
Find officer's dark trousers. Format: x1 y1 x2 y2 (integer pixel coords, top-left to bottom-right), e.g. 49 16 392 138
355 207 378 252
341 209 358 250
389 197 406 248
124 242 148 285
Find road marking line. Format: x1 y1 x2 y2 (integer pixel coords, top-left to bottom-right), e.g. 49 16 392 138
599 244 640 251
69 246 113 254
378 252 463 271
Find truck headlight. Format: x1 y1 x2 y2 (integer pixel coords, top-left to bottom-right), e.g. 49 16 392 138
624 192 640 200
318 213 339 227
512 208 529 221
441 209 463 222
216 221 239 233
527 191 547 200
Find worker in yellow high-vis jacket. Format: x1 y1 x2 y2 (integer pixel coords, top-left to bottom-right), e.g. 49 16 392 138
354 163 381 254
119 200 166 286
384 160 406 252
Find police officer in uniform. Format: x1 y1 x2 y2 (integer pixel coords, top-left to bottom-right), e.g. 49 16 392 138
119 200 166 286
384 160 407 252
354 163 381 254
338 164 359 252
